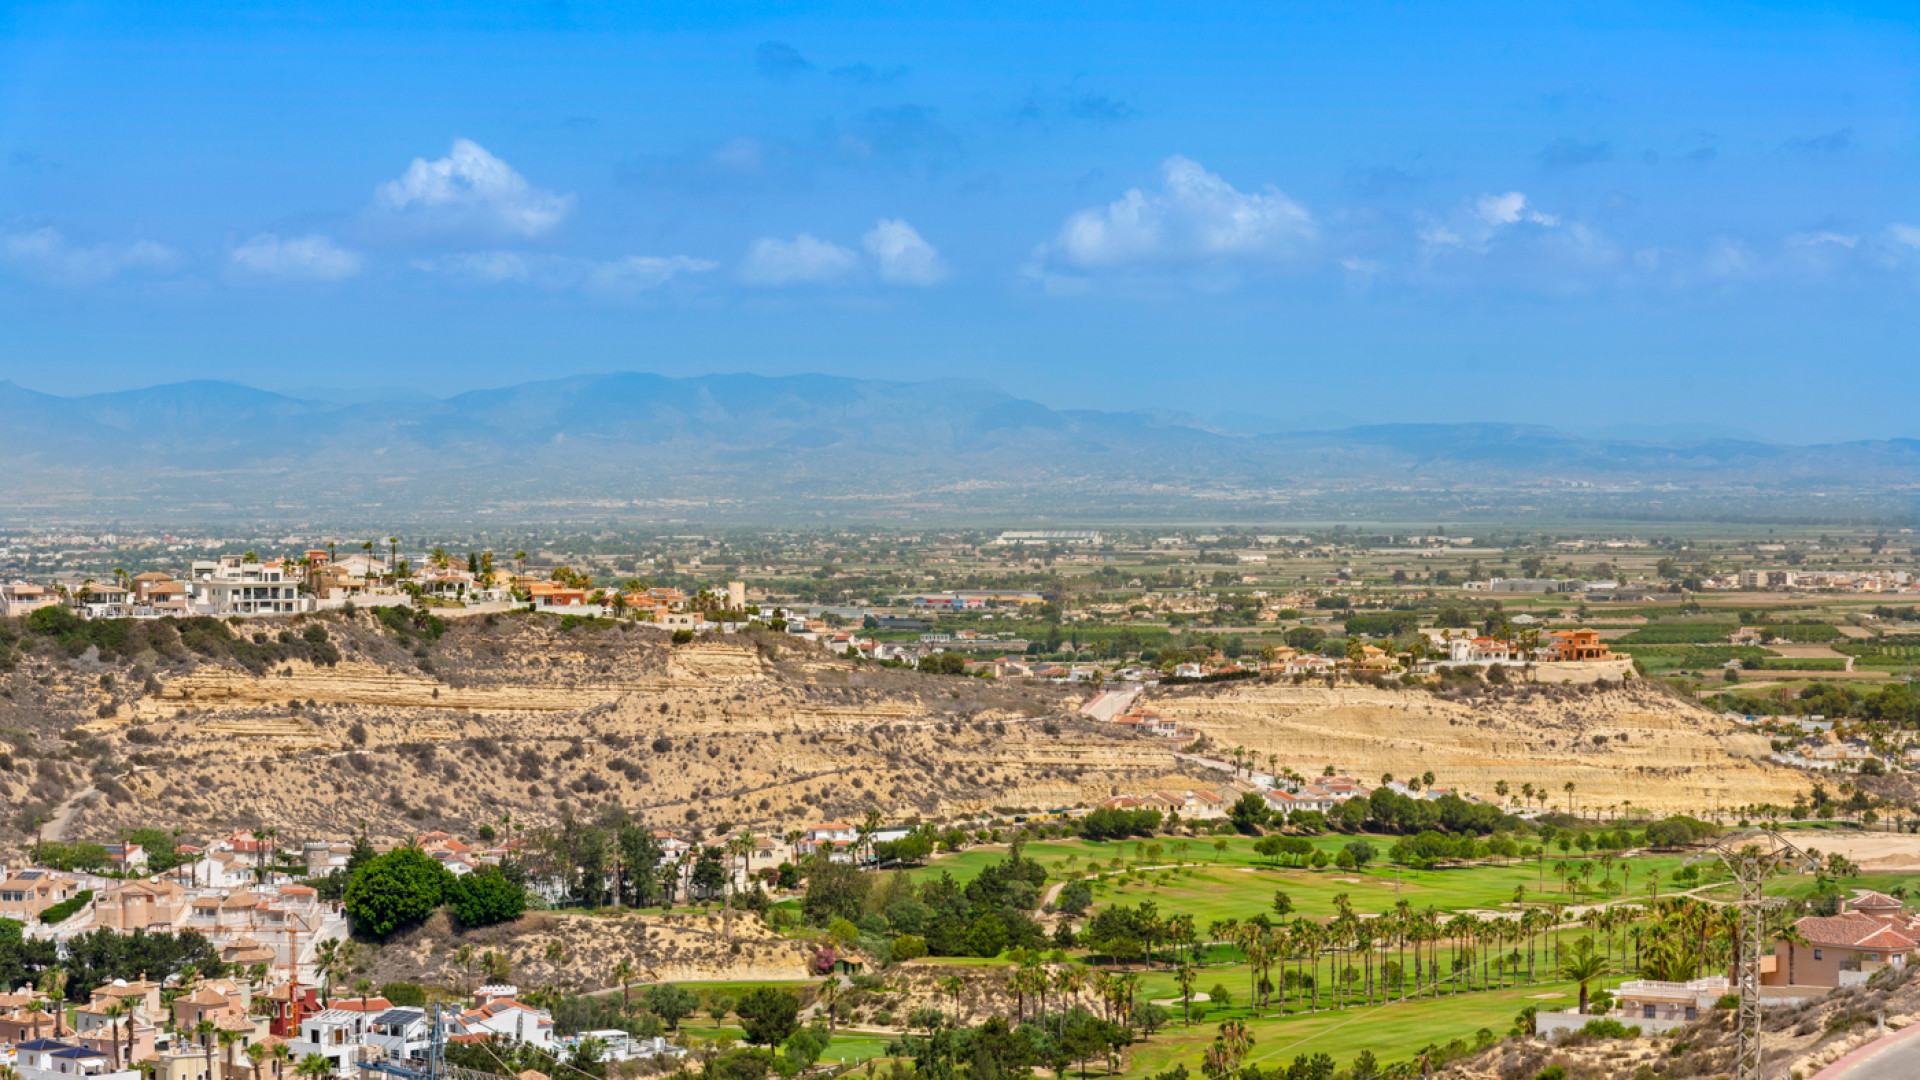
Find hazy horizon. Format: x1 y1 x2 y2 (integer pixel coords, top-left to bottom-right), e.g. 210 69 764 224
3 1 1918 444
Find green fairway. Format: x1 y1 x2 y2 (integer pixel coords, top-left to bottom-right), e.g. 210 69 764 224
1115 976 1616 1078
902 836 1706 924
1083 855 1694 923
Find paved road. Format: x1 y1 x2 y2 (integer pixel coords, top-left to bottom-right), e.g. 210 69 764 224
1814 1022 1920 1080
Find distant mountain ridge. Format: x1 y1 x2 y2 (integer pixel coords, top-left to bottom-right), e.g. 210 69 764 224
0 373 1913 522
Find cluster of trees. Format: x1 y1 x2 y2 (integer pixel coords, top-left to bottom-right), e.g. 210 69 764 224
337 844 526 940
1079 807 1164 841
0 919 220 1002
1345 789 1514 836
527 809 767 911
1721 682 1916 724
1640 816 1721 849
890 1011 1134 1080
800 848 1051 961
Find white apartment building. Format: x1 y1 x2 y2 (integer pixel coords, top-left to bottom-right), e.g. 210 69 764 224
189 556 305 615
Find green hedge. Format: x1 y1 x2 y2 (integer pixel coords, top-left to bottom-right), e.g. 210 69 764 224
40 889 93 924
1756 658 1850 672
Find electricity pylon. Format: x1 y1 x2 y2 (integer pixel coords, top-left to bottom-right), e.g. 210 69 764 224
1685 829 1820 1080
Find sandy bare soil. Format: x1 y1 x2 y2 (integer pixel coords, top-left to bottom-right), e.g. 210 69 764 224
1145 677 1811 815
1785 832 1920 873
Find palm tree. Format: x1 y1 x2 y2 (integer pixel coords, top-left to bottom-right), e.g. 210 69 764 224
613 958 634 1016
1174 964 1197 1025
1776 924 1811 986
314 939 340 1005
1564 780 1577 818
939 975 965 1025
194 1020 216 1080
1558 936 1610 1014
270 1041 293 1080
295 1054 333 1080
219 1027 242 1080
819 975 840 1032
246 1042 269 1080
457 945 476 997
101 1000 130 1068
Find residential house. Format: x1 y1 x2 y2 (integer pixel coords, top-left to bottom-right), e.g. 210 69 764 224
1548 629 1613 662
0 870 85 922
171 981 248 1032
188 557 303 616
447 997 556 1051
1 581 62 618
1613 976 1729 1032
363 1007 434 1065
1764 891 1920 988
73 585 132 620
91 878 190 931
291 1006 386 1077
0 992 63 1045
527 583 587 610
13 1038 139 1080
1447 637 1513 663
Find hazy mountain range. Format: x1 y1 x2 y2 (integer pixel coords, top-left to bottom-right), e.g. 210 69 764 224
0 373 1913 523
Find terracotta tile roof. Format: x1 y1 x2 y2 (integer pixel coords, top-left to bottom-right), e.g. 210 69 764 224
1796 913 1919 949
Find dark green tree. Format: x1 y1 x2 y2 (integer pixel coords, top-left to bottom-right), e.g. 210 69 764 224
344 847 454 939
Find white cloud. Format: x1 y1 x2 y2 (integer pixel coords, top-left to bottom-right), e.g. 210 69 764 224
1042 155 1314 269
737 233 860 285
584 255 720 297
1420 191 1561 257
413 250 715 296
230 233 362 280
376 138 575 237
1703 236 1758 277
413 250 536 284
1 227 174 285
1476 191 1557 227
1786 231 1858 249
862 219 948 285
1889 224 1920 249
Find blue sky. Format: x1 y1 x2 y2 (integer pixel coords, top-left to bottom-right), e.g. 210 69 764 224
2 0 1917 441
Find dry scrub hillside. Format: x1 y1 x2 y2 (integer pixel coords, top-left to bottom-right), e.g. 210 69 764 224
365 908 821 991
361 907 1103 1023
0 609 1214 853
1145 678 1810 815
1 608 1814 855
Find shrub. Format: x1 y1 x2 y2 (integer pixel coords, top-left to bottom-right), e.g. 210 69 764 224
380 982 427 1007
344 848 454 938
889 935 927 962
1579 1018 1640 1039
40 889 94 924
447 868 527 929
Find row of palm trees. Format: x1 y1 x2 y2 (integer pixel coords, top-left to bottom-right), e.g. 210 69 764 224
1145 891 1721 1023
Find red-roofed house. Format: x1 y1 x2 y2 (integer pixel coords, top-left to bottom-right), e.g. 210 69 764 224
1765 892 1920 988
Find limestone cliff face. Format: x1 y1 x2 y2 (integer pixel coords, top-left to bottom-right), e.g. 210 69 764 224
54 610 1809 849
1145 681 1808 814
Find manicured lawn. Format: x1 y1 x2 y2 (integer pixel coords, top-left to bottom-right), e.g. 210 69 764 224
1699 870 1920 905
1085 857 1694 923
909 838 1701 915
1115 977 1617 1079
